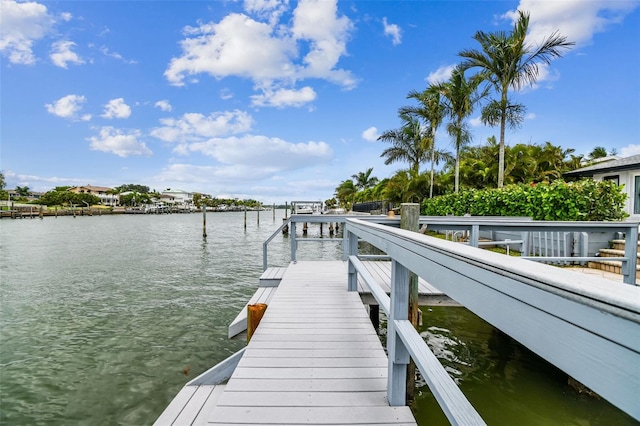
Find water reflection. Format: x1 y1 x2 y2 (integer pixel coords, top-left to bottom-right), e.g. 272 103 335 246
411 306 637 425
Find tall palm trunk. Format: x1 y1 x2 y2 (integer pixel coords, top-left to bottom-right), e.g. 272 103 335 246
498 90 508 188
429 148 435 198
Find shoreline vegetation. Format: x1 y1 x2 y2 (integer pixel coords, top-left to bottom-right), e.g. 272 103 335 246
0 204 272 219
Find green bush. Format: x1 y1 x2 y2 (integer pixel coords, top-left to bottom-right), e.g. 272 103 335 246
421 179 627 221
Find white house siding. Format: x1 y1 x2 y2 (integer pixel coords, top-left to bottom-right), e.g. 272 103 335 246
592 170 640 221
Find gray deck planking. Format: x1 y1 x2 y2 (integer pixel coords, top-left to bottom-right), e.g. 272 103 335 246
207 260 417 425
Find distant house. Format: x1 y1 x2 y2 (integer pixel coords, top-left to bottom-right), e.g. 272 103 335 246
564 154 640 220
68 185 118 206
160 189 194 209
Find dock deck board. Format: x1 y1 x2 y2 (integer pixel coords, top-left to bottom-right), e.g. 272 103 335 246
208 260 417 425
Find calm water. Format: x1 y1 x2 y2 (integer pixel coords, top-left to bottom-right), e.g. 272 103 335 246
0 213 635 425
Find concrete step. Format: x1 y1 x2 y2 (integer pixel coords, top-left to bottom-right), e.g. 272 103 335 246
588 260 640 275
597 248 640 265
611 239 640 253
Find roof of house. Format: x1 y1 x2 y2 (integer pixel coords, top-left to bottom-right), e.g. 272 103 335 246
69 185 113 193
563 154 640 177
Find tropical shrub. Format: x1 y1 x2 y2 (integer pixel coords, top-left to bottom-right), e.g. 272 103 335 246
421 179 627 221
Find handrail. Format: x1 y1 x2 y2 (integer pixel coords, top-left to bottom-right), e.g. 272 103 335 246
344 218 640 421
347 255 390 315
348 255 484 423
263 214 640 284
262 216 292 271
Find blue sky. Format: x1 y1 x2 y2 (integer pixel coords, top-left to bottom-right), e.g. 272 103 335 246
1 0 639 204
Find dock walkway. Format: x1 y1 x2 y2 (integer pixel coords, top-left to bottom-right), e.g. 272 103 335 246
208 260 416 425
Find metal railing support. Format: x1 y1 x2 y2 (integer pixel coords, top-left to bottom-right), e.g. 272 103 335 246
623 224 638 285
290 221 297 263
387 260 410 406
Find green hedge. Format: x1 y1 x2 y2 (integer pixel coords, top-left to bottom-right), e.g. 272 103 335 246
421 180 628 221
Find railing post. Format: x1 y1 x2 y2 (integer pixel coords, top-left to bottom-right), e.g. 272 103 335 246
387 260 410 406
401 203 419 403
290 220 297 263
469 224 479 247
342 221 351 261
521 232 530 257
263 243 267 271
347 228 359 291
623 224 638 285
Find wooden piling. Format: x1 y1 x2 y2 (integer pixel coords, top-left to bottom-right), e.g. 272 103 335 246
247 303 268 342
401 203 420 404
202 205 207 238
244 206 247 229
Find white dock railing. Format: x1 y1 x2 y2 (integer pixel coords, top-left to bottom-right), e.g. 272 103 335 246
344 218 640 421
263 215 639 285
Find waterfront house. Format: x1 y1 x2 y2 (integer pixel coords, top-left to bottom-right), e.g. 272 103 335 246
68 185 118 206
160 189 195 210
564 154 640 220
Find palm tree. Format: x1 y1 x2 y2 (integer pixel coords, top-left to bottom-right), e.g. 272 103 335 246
589 146 608 160
459 10 573 188
431 66 486 192
335 179 357 210
400 88 445 198
351 168 379 191
378 113 429 174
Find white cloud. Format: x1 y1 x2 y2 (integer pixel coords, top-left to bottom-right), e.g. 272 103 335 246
382 17 401 45
99 46 136 64
50 40 84 68
101 98 131 119
469 116 483 127
362 126 379 142
154 100 172 112
291 0 355 87
187 134 332 171
426 64 456 85
620 144 640 157
243 0 288 26
504 1 638 47
0 0 55 64
165 13 297 86
150 110 254 143
165 0 356 107
45 94 90 120
251 86 316 108
220 88 234 100
88 127 152 157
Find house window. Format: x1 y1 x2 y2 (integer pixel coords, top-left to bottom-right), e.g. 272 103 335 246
603 175 619 185
635 176 640 215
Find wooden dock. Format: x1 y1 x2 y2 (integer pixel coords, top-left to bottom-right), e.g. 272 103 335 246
156 260 417 425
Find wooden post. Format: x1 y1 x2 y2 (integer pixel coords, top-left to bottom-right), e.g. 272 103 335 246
244 206 247 229
400 203 419 404
39 206 43 219
202 204 207 238
273 203 275 221
257 204 260 226
284 202 288 219
329 223 334 236
247 303 268 342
